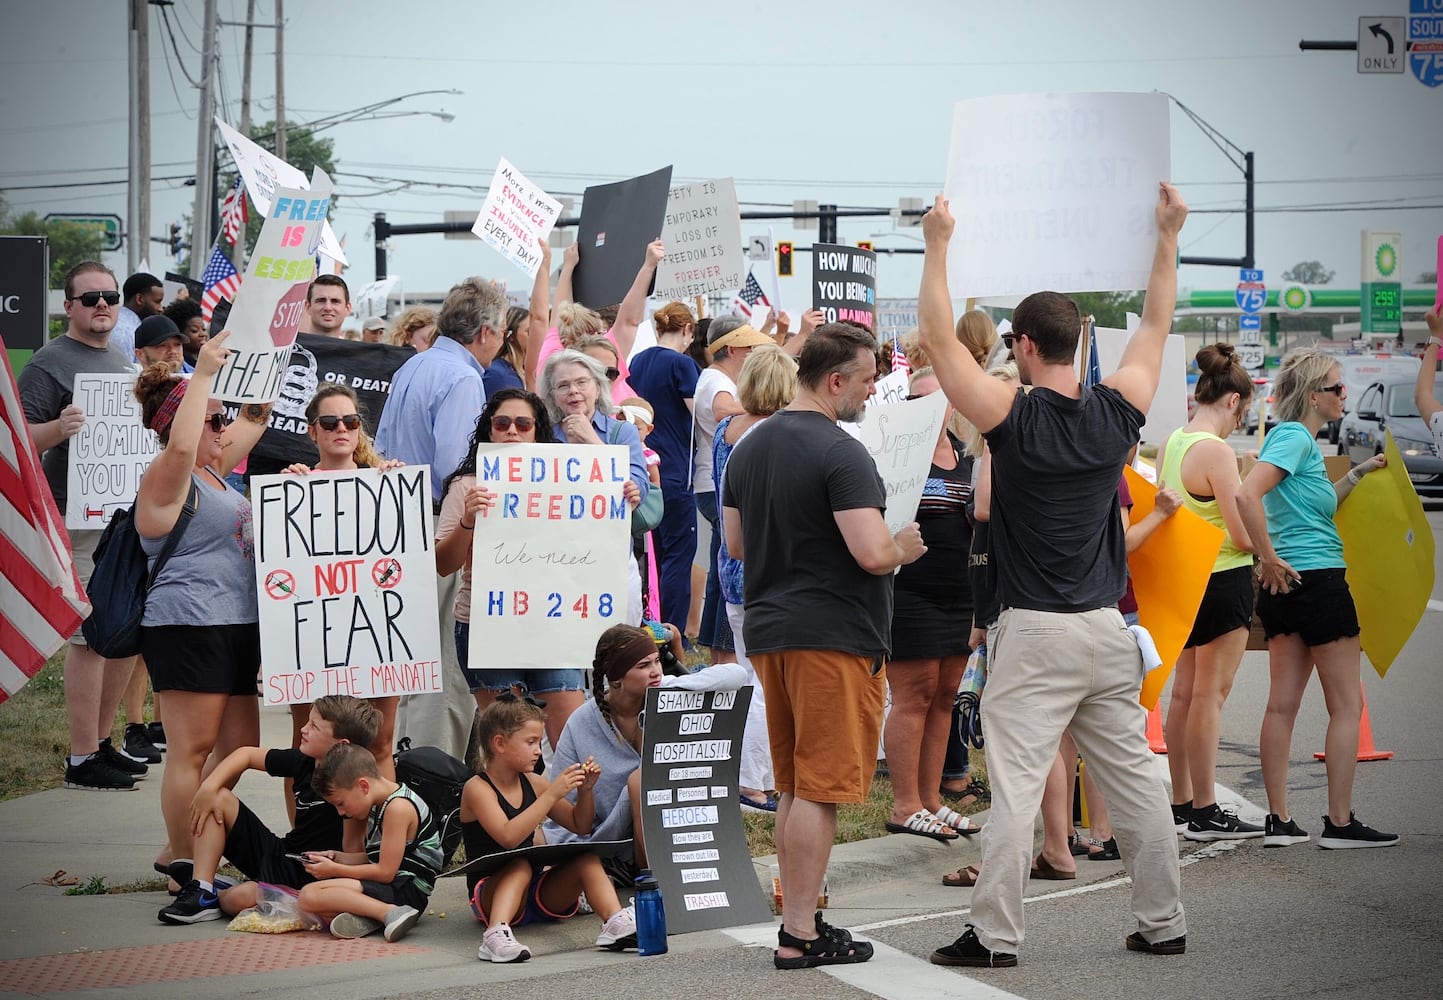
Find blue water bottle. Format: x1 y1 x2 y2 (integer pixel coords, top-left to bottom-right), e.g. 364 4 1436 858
634 869 668 955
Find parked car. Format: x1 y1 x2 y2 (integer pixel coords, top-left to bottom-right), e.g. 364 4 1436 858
1338 374 1443 497
1328 355 1421 445
1243 379 1274 435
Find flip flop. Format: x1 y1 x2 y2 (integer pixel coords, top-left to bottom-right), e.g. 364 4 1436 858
1030 856 1077 880
942 864 981 887
885 809 959 842
740 792 778 813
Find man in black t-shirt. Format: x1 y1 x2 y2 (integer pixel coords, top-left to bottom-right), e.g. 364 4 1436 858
723 324 926 970
918 186 1191 969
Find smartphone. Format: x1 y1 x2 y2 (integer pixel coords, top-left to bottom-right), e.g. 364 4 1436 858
284 853 312 863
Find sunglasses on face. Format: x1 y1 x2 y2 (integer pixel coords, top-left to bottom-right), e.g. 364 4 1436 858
1002 333 1018 350
205 413 232 433
312 413 362 431
1318 383 1346 396
491 415 535 433
70 290 121 307
604 367 621 382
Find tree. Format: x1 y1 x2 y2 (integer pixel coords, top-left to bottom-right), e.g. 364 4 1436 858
229 121 339 252
1066 291 1145 330
1281 260 1335 285
0 192 107 288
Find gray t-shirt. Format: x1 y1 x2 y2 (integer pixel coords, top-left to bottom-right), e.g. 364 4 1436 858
17 334 133 513
983 384 1144 613
722 409 891 657
139 470 258 626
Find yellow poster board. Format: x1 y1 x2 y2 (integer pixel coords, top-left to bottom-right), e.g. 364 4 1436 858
1334 431 1434 677
1123 466 1226 710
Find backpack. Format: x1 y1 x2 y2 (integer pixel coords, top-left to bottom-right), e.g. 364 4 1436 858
392 738 470 869
81 483 199 659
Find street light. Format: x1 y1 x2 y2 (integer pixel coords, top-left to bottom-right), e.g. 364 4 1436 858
252 90 463 142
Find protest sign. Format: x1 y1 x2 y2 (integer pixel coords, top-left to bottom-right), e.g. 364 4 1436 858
212 170 332 404
1336 431 1435 677
468 443 631 669
943 92 1170 298
473 158 562 279
1092 321 1188 446
214 118 347 264
1123 466 1224 710
252 466 441 706
812 243 877 330
639 685 772 934
441 840 632 880
858 393 949 534
871 369 909 407
234 334 414 475
65 373 160 529
574 166 673 308
655 178 744 302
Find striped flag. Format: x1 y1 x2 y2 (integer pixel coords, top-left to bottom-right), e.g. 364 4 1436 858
891 335 911 376
219 176 248 247
0 341 89 703
1082 318 1102 389
731 270 770 319
200 243 242 324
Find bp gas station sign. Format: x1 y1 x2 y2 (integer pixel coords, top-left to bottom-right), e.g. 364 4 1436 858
1360 230 1402 335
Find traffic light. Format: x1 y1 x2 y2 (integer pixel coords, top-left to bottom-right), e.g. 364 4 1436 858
168 222 183 256
776 240 793 277
856 240 874 252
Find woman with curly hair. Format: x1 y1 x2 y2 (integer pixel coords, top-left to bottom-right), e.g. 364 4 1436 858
386 306 437 352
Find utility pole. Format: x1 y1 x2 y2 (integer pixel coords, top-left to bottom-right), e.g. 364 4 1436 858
189 0 219 278
231 0 256 267
126 0 150 275
274 0 286 161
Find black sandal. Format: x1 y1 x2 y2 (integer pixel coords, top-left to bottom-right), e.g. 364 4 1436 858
774 916 873 969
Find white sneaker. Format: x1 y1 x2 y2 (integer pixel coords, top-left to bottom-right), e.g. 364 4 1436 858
478 923 531 963
383 905 420 942
596 904 637 950
330 912 383 939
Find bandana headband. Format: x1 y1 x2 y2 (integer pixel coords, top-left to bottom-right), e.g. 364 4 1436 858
603 632 660 683
149 379 189 435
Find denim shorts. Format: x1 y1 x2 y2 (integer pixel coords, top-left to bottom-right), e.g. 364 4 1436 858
454 621 587 695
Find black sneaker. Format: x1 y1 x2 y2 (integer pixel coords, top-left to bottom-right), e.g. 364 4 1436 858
1318 813 1399 850
147 721 168 752
158 881 221 924
1184 803 1264 842
1126 931 1186 955
1171 800 1193 834
63 754 138 791
123 723 162 764
1263 813 1310 848
930 925 1018 968
98 738 147 776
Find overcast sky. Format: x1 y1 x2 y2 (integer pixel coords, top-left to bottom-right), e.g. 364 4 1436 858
2 0 1440 304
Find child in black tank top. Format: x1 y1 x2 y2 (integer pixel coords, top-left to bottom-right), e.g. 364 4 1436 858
461 696 638 963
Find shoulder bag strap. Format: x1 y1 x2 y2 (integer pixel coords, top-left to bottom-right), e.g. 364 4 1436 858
146 480 201 589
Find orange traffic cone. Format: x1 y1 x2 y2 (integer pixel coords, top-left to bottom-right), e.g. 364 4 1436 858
1314 682 1393 762
1146 702 1167 754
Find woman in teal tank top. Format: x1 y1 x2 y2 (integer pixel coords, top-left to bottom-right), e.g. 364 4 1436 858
1156 345 1259 841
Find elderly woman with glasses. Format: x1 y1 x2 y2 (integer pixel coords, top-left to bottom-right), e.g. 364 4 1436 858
131 332 272 878
1236 347 1396 851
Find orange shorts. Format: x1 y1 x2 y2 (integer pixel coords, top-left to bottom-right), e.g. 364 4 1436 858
751 649 887 804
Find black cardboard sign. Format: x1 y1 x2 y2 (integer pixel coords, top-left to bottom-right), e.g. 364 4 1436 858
573 166 673 309
812 243 877 331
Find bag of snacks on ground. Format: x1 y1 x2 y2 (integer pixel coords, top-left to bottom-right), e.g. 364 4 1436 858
227 883 322 934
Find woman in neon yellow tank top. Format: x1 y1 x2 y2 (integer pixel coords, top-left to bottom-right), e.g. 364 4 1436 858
1156 344 1259 842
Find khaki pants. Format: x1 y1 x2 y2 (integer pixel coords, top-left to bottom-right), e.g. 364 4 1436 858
970 607 1185 953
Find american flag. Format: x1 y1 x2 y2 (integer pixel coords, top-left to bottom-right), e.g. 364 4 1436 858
219 176 248 246
731 270 770 319
0 344 89 703
891 336 911 376
200 243 242 324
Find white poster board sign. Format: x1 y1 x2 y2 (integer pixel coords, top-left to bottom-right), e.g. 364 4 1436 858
65 373 160 529
1090 320 1188 446
944 92 1169 298
872 369 910 407
252 467 441 705
212 171 332 404
214 118 347 264
858 393 949 533
467 443 631 669
473 158 562 279
656 178 744 302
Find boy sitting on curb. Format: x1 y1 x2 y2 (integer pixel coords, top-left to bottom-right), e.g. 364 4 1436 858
297 742 443 942
158 695 381 925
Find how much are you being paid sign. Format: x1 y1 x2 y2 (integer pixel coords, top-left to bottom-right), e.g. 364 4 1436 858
251 467 441 705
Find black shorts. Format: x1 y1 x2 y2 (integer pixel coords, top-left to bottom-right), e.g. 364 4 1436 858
140 622 260 695
360 875 430 913
1184 565 1255 648
224 801 317 888
1256 567 1360 648
890 590 972 661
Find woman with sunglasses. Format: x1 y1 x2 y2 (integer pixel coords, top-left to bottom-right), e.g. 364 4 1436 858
574 334 636 404
1236 348 1396 850
280 383 403 784
132 333 272 876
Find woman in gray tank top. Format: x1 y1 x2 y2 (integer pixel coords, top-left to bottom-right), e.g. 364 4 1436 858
132 332 273 878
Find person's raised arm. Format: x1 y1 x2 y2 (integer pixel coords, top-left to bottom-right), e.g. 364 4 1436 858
917 197 1014 434
524 238 553 390
833 508 926 575
611 239 665 359
782 309 824 357
218 400 274 477
1102 182 1188 411
1414 307 1443 424
554 242 579 314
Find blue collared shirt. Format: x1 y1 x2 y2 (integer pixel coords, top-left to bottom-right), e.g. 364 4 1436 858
555 409 650 503
375 337 487 499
